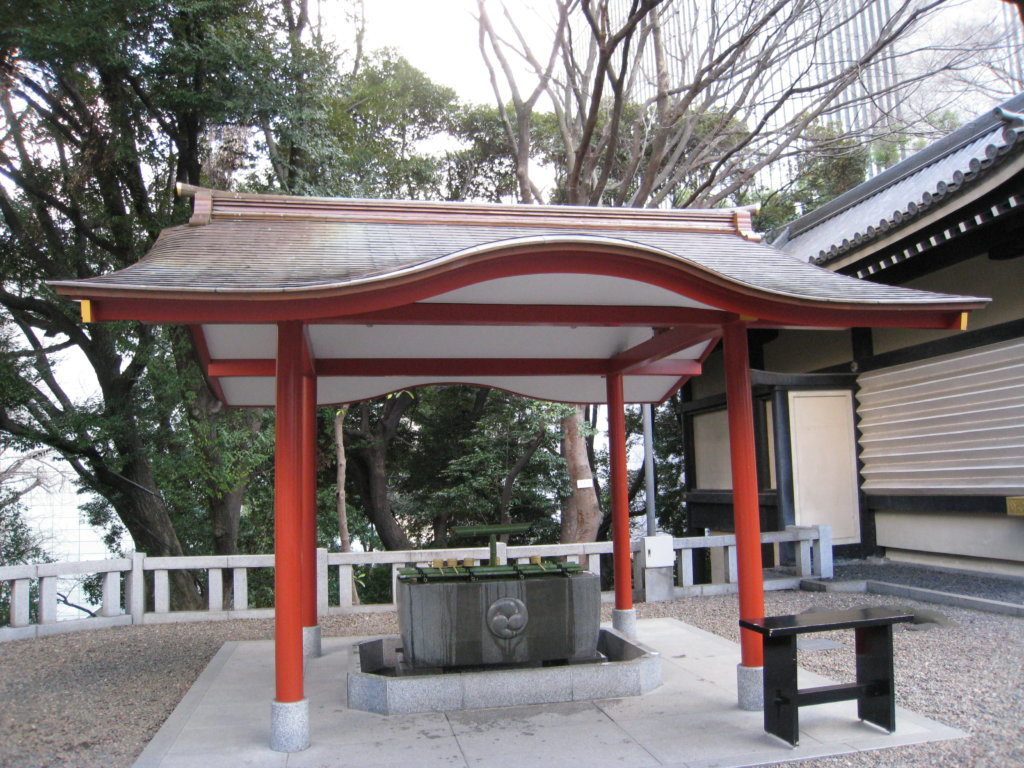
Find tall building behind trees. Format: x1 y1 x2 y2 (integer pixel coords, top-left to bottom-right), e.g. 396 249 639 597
591 0 1022 192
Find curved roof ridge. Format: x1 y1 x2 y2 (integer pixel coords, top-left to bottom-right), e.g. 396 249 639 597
177 183 762 240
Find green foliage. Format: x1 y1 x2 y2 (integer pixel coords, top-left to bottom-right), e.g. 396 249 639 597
0 474 52 624
618 400 688 535
2 1 705 562
870 135 911 172
0 499 49 568
353 563 392 604
442 104 519 202
751 122 871 235
330 51 457 198
141 331 275 553
399 391 572 543
245 46 480 201
870 110 962 169
789 124 869 212
528 97 755 208
0 0 346 569
652 396 688 535
319 387 575 551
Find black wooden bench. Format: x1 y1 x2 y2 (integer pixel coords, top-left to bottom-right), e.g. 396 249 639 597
739 606 914 746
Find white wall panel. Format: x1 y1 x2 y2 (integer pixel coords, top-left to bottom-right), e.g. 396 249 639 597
789 391 860 543
693 410 732 489
857 339 1024 495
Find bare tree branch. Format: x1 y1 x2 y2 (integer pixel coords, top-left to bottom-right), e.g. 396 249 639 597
479 0 989 211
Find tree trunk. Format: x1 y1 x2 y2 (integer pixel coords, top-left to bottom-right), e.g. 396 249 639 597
432 511 449 547
584 405 604 504
343 395 415 551
211 486 244 557
498 427 547 529
97 452 204 611
348 443 413 550
333 407 359 604
560 405 602 543
334 407 351 552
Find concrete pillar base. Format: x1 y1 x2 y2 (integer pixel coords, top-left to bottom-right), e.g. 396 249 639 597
737 664 764 711
302 625 322 659
642 567 675 602
611 608 637 639
270 698 310 752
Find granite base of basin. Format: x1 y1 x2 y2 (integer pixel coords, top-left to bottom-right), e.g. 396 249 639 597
347 628 661 715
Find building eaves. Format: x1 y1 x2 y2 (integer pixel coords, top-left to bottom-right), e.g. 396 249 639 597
775 92 1024 266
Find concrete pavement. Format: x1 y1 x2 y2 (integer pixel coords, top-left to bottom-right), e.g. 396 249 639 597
133 618 963 768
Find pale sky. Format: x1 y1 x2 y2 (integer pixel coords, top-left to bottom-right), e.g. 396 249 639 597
320 0 1019 113
322 0 558 106
362 0 492 103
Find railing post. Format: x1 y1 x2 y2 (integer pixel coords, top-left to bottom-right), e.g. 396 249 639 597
337 565 352 609
11 578 32 627
390 563 401 606
101 570 121 617
316 548 329 617
814 525 833 578
233 567 249 611
128 552 146 624
726 545 738 584
39 576 57 625
495 541 508 565
208 568 223 612
587 553 601 580
797 538 812 577
677 548 694 587
154 570 170 614
632 550 643 593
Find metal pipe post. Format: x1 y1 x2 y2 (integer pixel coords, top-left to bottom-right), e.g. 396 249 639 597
642 403 656 536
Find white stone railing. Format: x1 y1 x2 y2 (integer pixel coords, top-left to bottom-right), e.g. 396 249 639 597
0 525 831 642
663 525 833 597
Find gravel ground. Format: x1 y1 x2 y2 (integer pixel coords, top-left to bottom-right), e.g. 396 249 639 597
636 592 1024 768
1 590 1022 768
830 559 1024 605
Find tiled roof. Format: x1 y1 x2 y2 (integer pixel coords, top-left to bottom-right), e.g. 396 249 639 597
51 187 977 308
776 92 1024 266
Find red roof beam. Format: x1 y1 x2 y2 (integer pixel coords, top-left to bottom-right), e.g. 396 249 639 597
300 326 315 378
80 294 973 330
609 327 721 375
189 324 228 403
207 358 701 378
322 304 734 328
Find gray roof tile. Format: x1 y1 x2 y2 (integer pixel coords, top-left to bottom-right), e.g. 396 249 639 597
777 92 1024 264
53 198 976 308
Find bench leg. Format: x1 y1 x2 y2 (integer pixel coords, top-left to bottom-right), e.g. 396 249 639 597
855 624 897 733
763 635 800 746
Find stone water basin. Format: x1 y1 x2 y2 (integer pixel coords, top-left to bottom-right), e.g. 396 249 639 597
348 627 662 715
397 571 601 669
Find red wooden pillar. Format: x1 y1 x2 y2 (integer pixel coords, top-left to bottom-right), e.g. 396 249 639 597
723 321 765 668
300 370 318 634
606 373 633 611
274 321 305 703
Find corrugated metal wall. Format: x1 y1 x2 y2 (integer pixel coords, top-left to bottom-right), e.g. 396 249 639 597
857 338 1024 495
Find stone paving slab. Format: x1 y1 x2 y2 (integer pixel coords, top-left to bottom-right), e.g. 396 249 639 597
132 618 964 768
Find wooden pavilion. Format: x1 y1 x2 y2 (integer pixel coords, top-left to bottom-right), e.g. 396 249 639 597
51 185 984 751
